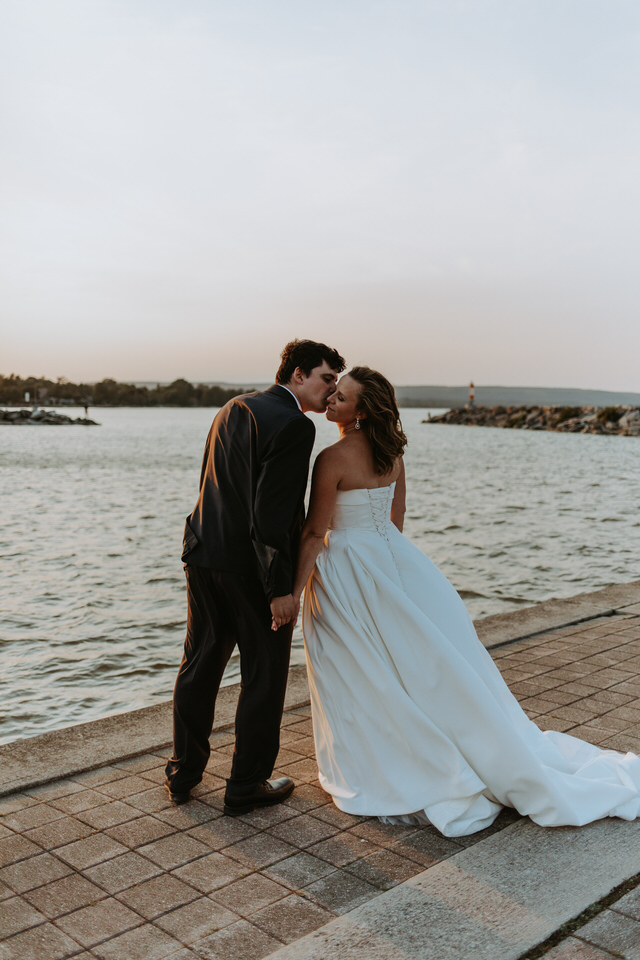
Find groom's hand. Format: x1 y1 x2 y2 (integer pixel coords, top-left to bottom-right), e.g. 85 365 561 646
270 594 299 631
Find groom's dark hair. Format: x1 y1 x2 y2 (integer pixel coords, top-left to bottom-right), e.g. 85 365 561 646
276 339 345 384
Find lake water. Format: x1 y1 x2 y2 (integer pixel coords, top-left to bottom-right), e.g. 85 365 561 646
2 406 640 745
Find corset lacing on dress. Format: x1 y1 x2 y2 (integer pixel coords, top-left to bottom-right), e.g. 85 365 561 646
366 487 405 590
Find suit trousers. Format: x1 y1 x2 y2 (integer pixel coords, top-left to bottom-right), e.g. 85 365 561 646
165 565 293 793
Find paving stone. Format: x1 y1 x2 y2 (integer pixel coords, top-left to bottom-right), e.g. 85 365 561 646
547 704 602 723
0 852 72 893
224 833 299 869
190 917 283 960
0 834 43 867
71 766 128 788
234 803 298 829
49 789 110 814
297 805 362 831
195 792 225 814
55 896 142 947
105 814 176 848
191 774 227 797
601 734 640 753
153 801 221 829
0 795 37 816
306 831 381 867
210 872 288 916
137 766 168 785
579 908 640 957
125 786 176 814
251 892 334 944
0 825 14 840
344 848 421 890
280 783 331 813
571 725 621 746
90 922 183 959
172 851 250 893
95 775 156 800
138 833 211 870
186 816 258 850
2 804 66 833
23 872 108 918
612 885 640 921
262 851 337 890
0 878 13 900
0 920 81 959
154 896 238 942
267 814 340 850
535 715 577 733
276 748 310 766
56 833 128 870
0 895 48 938
278 727 310 746
84 851 163 894
113 755 164 774
303 869 381 914
117 873 200 919
23 781 85 802
75 801 144 830
347 819 417 847
24 815 94 850
542 936 618 958
388 829 462 866
277 758 318 782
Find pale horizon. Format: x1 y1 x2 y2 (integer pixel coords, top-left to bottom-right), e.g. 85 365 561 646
2 1 640 393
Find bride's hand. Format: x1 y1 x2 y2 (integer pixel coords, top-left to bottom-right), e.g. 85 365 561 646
270 594 299 631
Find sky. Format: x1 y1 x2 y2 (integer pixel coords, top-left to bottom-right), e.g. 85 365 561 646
1 0 639 389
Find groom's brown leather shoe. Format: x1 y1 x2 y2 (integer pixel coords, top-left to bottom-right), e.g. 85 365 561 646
223 777 295 816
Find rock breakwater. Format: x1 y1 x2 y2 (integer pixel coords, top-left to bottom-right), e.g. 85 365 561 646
0 408 99 425
424 405 640 435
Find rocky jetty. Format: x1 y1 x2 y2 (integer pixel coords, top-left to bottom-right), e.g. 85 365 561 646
424 405 640 436
0 408 99 426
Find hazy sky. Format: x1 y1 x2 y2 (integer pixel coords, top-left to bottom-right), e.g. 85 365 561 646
2 0 639 388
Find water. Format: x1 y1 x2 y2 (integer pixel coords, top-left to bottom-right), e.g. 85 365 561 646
2 406 640 745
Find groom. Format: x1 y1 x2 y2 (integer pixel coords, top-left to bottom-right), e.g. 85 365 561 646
165 339 345 814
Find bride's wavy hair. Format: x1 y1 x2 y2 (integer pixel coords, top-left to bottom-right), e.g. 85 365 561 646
349 366 407 475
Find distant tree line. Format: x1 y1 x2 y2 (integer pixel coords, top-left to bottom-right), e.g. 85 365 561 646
0 374 251 407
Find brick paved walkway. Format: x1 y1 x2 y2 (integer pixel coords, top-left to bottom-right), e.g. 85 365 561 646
2 608 640 960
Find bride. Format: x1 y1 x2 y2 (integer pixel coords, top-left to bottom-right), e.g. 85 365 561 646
289 365 640 838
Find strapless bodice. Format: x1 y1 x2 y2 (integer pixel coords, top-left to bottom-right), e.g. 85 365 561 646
330 482 396 533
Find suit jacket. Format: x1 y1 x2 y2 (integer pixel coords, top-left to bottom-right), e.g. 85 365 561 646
181 385 316 602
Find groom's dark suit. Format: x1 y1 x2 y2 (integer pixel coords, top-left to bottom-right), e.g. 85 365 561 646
165 385 316 793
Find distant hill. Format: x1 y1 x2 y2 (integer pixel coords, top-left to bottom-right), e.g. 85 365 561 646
132 381 640 409
394 385 640 408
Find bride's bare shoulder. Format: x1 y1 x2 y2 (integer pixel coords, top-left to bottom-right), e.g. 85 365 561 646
314 440 348 469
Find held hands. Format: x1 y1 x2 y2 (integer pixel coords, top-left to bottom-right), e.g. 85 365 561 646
270 594 301 632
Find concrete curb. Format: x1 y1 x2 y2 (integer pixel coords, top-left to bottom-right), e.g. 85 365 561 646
266 816 640 959
0 666 311 799
475 578 640 648
1 579 639 799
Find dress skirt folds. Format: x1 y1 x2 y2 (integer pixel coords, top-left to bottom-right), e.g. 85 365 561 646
302 484 640 837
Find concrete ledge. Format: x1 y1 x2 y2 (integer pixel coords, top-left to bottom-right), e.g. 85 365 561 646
477 578 640 649
267 816 640 960
2 580 639 799
0 665 311 798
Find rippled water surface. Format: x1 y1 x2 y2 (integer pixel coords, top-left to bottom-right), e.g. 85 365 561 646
2 406 640 744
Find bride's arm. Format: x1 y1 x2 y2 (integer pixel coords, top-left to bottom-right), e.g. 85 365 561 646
390 459 406 532
292 449 341 604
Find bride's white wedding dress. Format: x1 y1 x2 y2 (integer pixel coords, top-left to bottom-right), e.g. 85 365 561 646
302 482 640 837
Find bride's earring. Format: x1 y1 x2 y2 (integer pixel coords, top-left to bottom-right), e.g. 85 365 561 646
355 417 361 430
